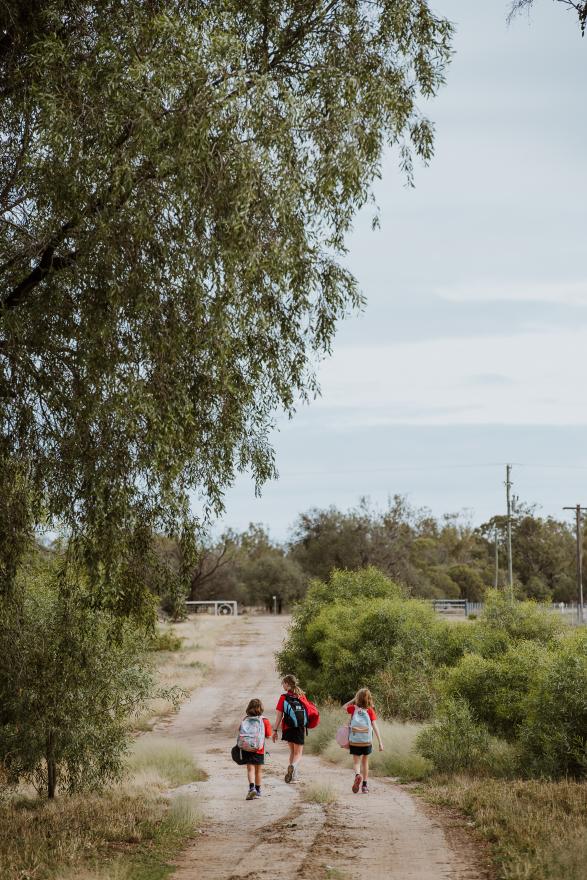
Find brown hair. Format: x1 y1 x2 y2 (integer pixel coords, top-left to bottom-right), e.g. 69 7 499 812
246 698 264 717
354 687 374 709
282 674 304 697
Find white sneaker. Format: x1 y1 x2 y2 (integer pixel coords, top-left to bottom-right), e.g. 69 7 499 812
291 765 300 783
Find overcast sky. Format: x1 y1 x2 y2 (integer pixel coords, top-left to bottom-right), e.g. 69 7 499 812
213 1 587 541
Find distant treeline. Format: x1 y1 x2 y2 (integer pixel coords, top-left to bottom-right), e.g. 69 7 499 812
163 496 581 611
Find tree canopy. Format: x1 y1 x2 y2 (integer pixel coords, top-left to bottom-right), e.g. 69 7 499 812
0 1 452 606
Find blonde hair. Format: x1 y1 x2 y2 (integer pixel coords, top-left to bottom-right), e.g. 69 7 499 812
282 674 304 697
246 698 264 717
354 687 374 709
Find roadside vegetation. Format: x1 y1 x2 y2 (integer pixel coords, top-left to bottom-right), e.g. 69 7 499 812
187 496 586 611
281 567 587 880
0 739 203 880
0 547 216 880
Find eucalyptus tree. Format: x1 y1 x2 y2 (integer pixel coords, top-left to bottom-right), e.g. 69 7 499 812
1 2 452 610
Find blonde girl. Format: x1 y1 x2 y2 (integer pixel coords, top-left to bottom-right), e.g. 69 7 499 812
343 687 383 794
273 674 308 783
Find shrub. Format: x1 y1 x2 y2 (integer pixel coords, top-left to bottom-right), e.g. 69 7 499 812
278 567 474 717
441 640 550 740
0 572 159 798
277 567 406 688
373 665 438 722
519 630 587 778
417 698 492 774
473 590 563 658
149 627 183 652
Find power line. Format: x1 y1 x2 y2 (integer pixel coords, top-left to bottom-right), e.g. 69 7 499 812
276 461 587 478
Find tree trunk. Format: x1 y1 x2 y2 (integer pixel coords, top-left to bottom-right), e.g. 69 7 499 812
47 731 57 799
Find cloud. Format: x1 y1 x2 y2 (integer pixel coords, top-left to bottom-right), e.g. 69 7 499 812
436 280 587 306
468 373 513 386
316 326 587 426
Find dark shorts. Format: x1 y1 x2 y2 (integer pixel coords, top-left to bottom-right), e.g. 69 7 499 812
282 727 305 746
231 745 264 765
242 751 265 765
349 744 372 756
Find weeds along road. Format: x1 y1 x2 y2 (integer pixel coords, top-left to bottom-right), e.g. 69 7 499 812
158 614 483 880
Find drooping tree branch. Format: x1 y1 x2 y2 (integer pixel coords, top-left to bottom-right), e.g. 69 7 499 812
508 0 587 35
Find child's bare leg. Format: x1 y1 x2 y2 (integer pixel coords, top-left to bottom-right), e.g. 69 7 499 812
361 755 369 780
291 743 303 764
352 754 361 775
285 743 296 782
246 764 255 785
255 765 263 787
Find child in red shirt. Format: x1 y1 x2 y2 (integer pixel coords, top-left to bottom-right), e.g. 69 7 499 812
273 674 308 783
343 687 384 794
237 698 272 800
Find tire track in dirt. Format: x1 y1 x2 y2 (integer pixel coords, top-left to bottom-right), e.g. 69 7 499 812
160 615 487 880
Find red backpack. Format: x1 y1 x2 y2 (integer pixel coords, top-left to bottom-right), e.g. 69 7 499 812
300 694 320 729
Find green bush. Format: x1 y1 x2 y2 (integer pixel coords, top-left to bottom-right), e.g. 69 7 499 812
373 665 439 722
441 640 550 740
278 567 473 718
280 569 587 779
149 627 183 652
519 630 587 778
472 590 563 658
277 567 407 696
298 594 444 707
416 698 492 774
0 567 159 798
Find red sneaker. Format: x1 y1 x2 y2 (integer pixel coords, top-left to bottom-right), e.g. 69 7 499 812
352 773 362 793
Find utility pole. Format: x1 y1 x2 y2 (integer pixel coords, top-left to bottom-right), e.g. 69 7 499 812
494 525 499 588
505 464 514 599
563 505 585 625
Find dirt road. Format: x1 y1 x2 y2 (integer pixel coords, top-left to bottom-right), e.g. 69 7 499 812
161 615 483 880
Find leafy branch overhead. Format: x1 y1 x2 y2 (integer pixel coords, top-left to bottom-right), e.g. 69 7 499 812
508 0 587 35
0 2 452 603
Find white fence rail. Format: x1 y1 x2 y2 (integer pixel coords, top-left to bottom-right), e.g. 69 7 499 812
431 599 584 625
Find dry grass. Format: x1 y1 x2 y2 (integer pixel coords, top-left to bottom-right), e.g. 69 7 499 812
303 782 338 804
0 790 167 880
134 615 228 730
0 738 203 880
424 775 587 880
125 737 207 789
305 705 432 781
0 614 229 880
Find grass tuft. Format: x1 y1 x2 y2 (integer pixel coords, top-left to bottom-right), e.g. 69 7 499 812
165 794 201 834
303 783 338 804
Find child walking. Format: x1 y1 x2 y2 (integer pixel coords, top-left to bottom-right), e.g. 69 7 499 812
343 688 383 794
273 674 308 784
236 698 272 800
